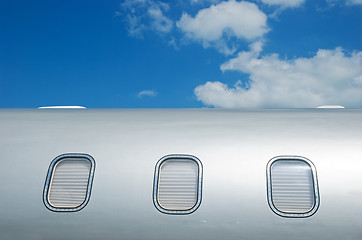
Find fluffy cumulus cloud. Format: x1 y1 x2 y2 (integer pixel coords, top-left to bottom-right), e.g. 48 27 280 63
260 0 305 8
177 0 268 54
137 90 158 98
195 48 362 108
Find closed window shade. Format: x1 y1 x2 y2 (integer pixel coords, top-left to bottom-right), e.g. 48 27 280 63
158 160 198 210
48 159 91 208
267 156 319 218
154 155 202 214
43 154 95 212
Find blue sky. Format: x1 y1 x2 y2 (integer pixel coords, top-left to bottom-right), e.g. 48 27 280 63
0 0 361 108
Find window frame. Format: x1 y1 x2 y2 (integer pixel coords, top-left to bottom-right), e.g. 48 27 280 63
153 154 203 215
43 153 96 212
266 156 320 218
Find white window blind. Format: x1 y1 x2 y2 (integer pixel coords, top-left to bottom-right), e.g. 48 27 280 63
267 156 319 218
44 154 95 212
154 155 202 214
48 159 91 208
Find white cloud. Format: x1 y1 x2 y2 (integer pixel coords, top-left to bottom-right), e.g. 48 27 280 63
121 0 147 10
121 0 173 37
325 0 362 7
249 40 264 54
168 37 180 50
260 0 305 8
190 0 220 4
195 47 362 108
137 90 158 98
125 14 146 38
148 3 173 33
346 0 362 5
177 0 268 54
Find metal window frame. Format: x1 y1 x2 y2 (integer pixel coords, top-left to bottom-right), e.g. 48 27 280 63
43 153 96 212
153 154 203 215
266 156 320 218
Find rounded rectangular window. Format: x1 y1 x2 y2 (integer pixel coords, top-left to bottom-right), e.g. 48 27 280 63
43 153 95 212
267 156 320 218
153 155 203 214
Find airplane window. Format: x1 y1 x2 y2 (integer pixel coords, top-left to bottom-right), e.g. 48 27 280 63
43 153 95 212
266 156 320 218
153 155 203 214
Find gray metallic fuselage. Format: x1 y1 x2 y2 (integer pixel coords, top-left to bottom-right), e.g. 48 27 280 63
0 109 361 240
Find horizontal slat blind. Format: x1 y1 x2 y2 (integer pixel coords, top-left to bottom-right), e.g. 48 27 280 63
271 160 314 213
158 160 198 210
48 159 91 208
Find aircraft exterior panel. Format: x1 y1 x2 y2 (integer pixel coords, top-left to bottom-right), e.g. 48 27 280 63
0 109 361 239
